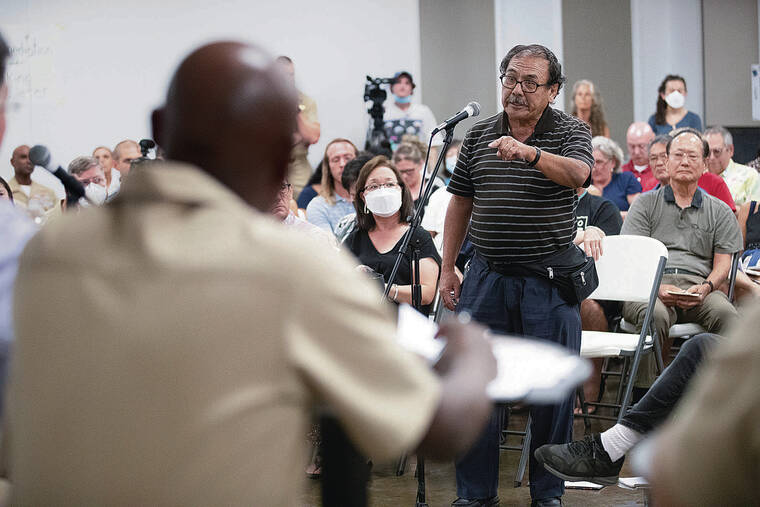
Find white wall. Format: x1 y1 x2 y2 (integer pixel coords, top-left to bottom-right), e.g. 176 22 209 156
493 0 564 112
1 0 421 183
631 0 704 124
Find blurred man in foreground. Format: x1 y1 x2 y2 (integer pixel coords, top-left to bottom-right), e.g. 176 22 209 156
6 41 496 505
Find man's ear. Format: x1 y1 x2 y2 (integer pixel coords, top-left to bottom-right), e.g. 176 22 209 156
549 84 560 102
727 143 734 158
151 108 164 151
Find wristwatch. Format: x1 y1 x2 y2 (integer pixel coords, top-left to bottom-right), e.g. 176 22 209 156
527 147 541 167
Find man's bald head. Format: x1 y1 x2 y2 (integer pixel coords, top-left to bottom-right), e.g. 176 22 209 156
113 139 141 176
626 121 655 166
152 41 297 211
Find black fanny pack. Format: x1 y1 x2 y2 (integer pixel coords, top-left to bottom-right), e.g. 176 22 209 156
487 245 599 305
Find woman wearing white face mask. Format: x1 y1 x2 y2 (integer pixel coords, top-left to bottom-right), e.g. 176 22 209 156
648 74 703 135
345 156 441 315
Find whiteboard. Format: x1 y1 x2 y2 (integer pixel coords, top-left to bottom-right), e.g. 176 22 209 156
1 0 423 183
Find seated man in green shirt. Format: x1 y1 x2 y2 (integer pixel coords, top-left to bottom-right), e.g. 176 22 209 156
621 128 741 389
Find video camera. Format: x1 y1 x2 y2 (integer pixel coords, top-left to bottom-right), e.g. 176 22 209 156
364 75 394 156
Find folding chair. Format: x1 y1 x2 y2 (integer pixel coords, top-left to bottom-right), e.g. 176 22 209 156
576 235 668 425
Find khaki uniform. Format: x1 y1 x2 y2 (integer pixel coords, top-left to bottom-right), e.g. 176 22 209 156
288 92 318 198
656 301 760 506
7 177 62 223
8 162 440 506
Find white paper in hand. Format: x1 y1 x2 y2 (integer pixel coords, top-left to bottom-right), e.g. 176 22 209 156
396 304 444 363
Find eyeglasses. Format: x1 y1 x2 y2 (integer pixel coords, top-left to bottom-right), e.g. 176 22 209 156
648 153 668 163
499 75 550 93
670 152 701 163
708 147 725 158
278 182 292 194
363 182 399 193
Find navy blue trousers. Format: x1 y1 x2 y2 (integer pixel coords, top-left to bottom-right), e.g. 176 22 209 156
454 253 581 501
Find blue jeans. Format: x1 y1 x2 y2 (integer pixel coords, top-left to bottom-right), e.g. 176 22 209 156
454 253 581 501
621 333 720 433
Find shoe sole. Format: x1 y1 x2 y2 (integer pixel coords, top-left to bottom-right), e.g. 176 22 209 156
539 462 618 486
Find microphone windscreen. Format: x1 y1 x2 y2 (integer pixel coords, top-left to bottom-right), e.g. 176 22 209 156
29 145 52 169
468 101 481 117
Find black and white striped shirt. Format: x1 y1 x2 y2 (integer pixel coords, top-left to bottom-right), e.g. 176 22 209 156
447 106 593 263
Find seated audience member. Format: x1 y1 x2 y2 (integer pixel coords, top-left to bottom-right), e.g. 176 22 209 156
570 79 610 137
306 138 357 234
590 136 641 213
112 139 142 179
6 41 496 505
705 126 760 206
649 134 736 211
738 200 760 269
535 332 720 485
421 141 464 254
574 186 622 407
648 74 702 135
334 154 373 243
7 144 62 223
441 139 462 185
649 306 760 506
295 164 322 210
392 141 444 217
68 156 108 208
622 122 657 191
621 128 741 392
345 156 440 315
92 146 121 198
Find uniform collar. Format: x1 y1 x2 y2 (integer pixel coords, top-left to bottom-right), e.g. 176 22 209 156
495 105 555 137
115 161 252 215
663 184 703 208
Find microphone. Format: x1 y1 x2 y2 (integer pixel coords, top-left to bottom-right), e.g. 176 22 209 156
29 145 86 201
432 101 481 134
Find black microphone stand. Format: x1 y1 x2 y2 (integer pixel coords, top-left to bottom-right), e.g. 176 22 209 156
382 125 456 507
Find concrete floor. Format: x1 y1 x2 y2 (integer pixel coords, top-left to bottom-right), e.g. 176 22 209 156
300 404 649 506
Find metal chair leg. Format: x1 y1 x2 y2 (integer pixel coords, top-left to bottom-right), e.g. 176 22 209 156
514 414 532 487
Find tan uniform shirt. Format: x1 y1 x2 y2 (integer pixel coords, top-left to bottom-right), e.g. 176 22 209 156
288 91 318 197
8 162 440 506
7 177 62 223
657 301 760 506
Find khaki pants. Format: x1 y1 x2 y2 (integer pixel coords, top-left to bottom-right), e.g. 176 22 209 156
622 273 737 387
288 153 312 199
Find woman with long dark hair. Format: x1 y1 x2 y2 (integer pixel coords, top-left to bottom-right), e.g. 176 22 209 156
647 74 702 135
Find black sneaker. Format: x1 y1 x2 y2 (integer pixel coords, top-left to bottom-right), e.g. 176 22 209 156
451 496 499 506
534 434 624 486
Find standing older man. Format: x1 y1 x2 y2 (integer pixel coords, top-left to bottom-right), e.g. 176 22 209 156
705 125 760 206
621 128 740 392
7 41 497 505
440 44 593 507
621 122 657 191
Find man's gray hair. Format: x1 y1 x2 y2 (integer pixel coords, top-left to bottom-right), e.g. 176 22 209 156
68 156 101 176
648 134 671 153
591 136 624 172
704 126 733 147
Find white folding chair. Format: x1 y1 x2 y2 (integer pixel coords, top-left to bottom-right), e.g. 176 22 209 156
578 235 668 424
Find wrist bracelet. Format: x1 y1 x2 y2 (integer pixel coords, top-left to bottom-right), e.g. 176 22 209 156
393 284 399 302
701 280 714 292
527 146 541 167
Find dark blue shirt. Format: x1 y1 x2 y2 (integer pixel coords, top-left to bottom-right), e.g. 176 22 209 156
602 171 642 211
647 111 702 136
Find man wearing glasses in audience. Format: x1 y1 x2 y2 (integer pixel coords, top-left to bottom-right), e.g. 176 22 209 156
620 128 741 396
440 44 593 507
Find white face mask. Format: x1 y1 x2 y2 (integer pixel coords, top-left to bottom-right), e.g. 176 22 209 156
445 156 458 172
83 183 107 206
665 90 685 109
364 187 402 217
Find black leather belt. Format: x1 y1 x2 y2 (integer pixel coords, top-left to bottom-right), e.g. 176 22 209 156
663 267 701 277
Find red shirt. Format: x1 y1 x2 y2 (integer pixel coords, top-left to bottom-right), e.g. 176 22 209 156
622 160 658 191
698 172 736 212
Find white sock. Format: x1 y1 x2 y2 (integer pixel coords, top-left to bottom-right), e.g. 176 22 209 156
599 424 643 462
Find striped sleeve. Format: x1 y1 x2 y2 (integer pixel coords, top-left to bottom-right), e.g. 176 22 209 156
447 129 474 197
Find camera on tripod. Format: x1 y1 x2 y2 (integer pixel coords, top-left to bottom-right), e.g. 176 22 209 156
364 75 394 156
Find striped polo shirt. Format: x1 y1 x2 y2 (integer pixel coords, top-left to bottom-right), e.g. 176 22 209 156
447 106 593 263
